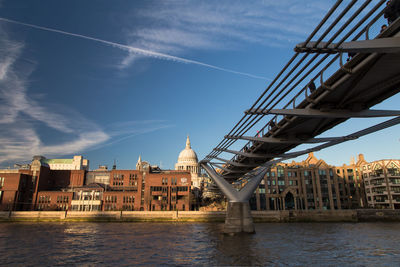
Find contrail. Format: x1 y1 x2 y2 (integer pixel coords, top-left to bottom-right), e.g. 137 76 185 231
0 17 270 80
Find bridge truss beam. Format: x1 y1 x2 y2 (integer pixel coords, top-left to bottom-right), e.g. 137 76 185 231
245 108 400 118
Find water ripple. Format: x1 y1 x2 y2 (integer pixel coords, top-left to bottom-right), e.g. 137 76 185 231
0 222 399 266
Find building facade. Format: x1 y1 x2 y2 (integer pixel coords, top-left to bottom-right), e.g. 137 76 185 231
250 153 369 211
175 136 202 188
362 159 400 209
0 155 191 212
39 155 89 171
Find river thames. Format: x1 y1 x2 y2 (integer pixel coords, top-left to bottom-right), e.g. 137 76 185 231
0 222 399 266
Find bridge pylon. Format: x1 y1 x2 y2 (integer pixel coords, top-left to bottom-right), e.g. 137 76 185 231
201 163 268 234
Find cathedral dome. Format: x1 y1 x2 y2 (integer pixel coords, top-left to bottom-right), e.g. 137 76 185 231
177 136 198 164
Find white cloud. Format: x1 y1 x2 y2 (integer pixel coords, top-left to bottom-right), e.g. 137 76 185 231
119 0 330 69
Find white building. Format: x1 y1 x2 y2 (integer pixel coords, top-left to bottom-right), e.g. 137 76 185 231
38 155 89 171
175 136 203 188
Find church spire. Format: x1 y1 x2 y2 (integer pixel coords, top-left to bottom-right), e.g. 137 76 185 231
112 159 117 170
186 135 191 149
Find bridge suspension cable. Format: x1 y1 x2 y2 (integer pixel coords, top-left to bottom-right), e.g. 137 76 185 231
202 0 399 180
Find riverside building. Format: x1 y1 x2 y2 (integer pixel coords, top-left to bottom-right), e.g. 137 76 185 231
0 156 191 212
362 159 400 209
250 153 374 211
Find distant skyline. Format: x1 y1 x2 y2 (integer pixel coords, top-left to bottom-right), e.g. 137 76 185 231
0 0 399 170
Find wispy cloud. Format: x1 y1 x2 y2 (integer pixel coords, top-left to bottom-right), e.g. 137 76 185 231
0 17 268 80
120 0 331 68
90 120 174 150
0 25 169 165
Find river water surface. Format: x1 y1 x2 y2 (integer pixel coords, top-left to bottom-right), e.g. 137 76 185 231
0 222 400 266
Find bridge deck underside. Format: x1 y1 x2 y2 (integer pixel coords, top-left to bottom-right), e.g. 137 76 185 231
221 50 400 181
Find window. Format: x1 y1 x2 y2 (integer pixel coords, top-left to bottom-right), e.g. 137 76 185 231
129 174 138 186
277 166 284 178
0 177 4 188
123 196 135 203
177 186 188 192
162 178 169 185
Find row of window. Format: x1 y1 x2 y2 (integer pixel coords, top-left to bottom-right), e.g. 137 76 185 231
105 196 117 203
162 177 179 185
113 181 124 186
104 204 136 211
266 180 298 186
151 186 166 192
113 174 124 180
38 196 51 203
123 196 135 203
56 196 69 203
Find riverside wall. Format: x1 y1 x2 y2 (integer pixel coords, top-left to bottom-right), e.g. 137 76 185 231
0 209 399 222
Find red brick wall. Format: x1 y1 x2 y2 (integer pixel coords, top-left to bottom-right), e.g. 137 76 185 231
36 191 73 211
50 170 86 189
109 170 141 190
103 191 139 211
145 171 191 211
0 173 20 211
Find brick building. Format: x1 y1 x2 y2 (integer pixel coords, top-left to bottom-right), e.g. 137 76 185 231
0 155 191 212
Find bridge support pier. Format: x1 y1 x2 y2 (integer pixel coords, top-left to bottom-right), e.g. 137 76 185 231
201 163 268 234
224 201 254 234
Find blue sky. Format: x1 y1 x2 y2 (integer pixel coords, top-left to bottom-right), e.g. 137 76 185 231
0 0 399 170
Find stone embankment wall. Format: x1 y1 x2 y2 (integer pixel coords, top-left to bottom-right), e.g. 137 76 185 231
0 209 399 222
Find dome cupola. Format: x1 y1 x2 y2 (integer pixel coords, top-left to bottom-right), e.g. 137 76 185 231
177 136 198 164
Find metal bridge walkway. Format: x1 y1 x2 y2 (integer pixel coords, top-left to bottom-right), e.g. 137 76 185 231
200 0 400 233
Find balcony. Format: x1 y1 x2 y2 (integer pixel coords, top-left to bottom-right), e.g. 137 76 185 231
371 182 386 187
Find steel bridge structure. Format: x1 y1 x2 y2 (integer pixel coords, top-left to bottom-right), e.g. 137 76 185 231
199 0 400 233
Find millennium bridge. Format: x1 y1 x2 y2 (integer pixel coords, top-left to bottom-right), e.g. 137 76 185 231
200 0 400 233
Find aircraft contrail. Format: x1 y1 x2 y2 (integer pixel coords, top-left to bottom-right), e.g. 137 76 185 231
0 17 270 80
